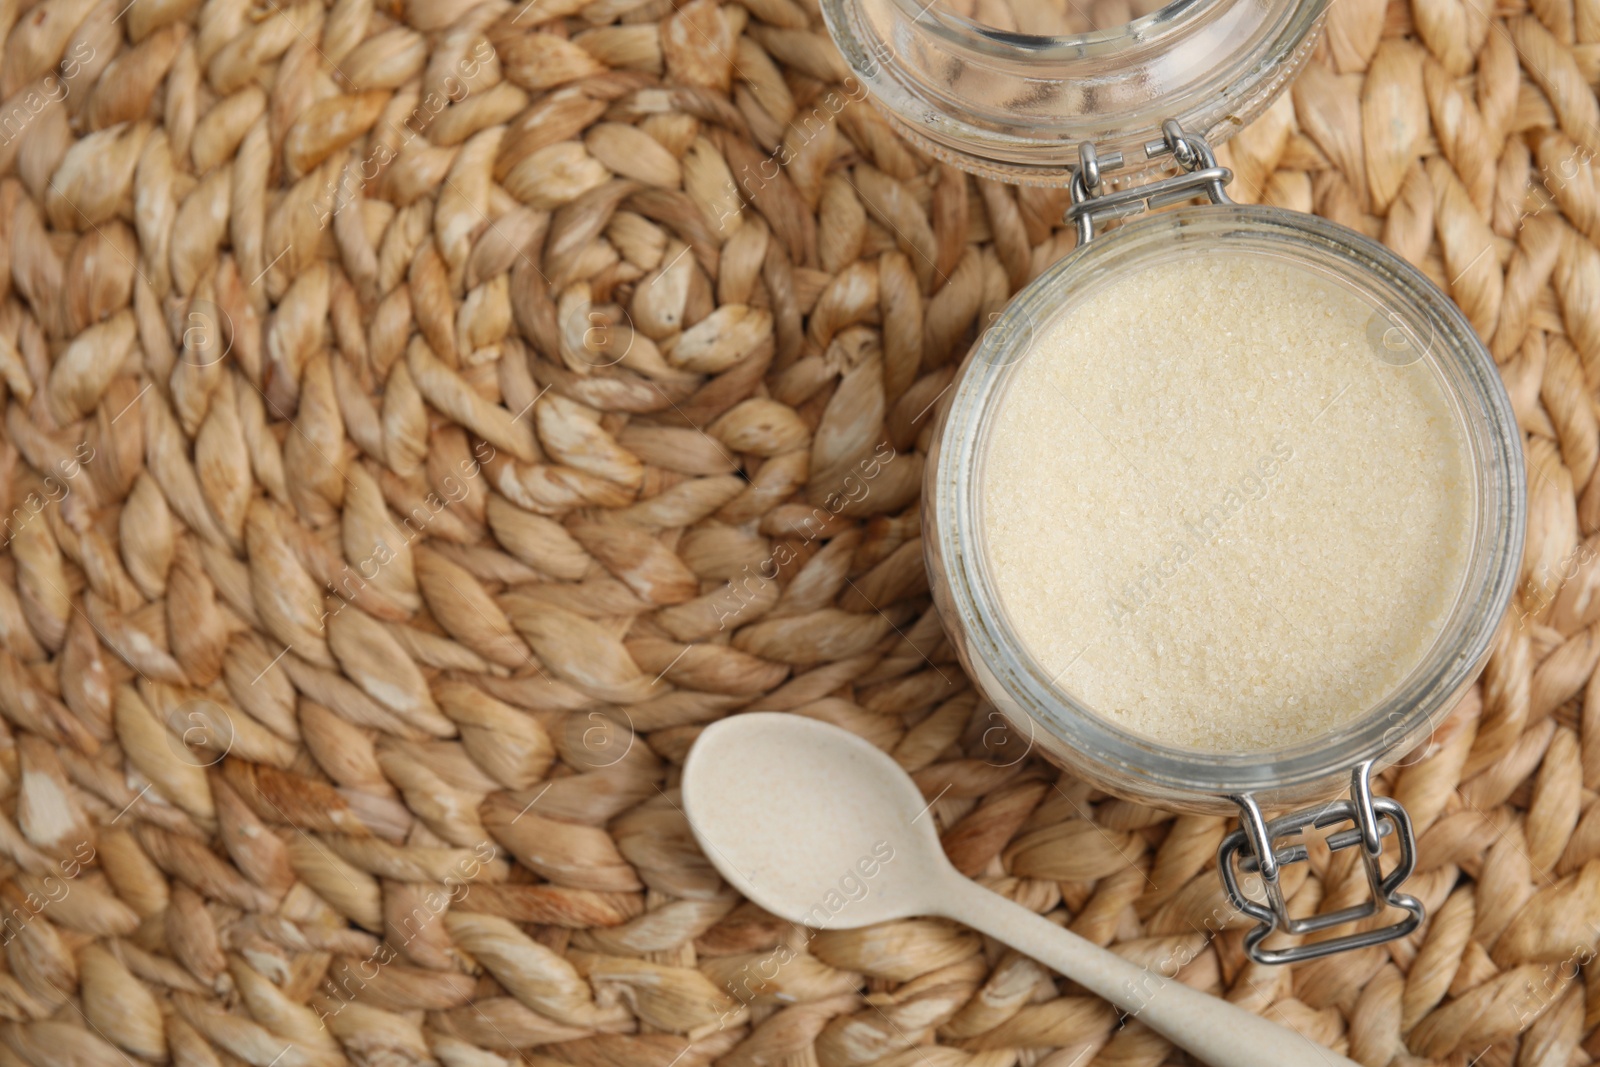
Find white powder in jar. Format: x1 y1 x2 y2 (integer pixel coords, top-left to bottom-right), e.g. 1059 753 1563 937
982 252 1474 752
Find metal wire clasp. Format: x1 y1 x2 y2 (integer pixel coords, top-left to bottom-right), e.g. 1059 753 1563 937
1217 761 1424 965
1065 120 1235 244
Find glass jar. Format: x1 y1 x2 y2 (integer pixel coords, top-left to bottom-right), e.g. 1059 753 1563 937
923 197 1524 960
820 0 1529 962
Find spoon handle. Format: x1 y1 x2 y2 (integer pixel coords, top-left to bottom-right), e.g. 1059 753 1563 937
935 875 1362 1067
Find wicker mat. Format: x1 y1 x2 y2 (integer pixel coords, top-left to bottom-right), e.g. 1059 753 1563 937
0 0 1590 1061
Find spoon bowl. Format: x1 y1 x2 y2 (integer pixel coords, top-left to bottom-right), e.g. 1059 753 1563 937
682 713 950 928
682 712 1363 1067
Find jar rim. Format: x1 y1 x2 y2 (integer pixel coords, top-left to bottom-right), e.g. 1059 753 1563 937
821 0 1328 182
926 205 1526 801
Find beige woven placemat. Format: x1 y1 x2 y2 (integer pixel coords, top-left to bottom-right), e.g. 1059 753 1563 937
0 0 1591 1062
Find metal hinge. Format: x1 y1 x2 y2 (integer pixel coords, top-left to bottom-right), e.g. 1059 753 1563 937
1218 761 1424 965
1065 120 1235 244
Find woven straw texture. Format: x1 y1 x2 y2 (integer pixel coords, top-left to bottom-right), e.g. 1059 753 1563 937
0 0 1593 1060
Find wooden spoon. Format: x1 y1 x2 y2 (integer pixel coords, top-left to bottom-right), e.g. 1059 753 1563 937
682 713 1359 1067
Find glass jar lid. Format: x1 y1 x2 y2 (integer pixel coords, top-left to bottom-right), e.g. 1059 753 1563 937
820 0 1328 183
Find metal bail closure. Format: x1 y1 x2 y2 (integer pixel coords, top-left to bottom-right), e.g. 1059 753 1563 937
1217 761 1424 965
1065 120 1235 245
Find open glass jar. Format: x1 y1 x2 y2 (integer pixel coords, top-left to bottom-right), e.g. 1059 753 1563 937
820 0 1528 962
